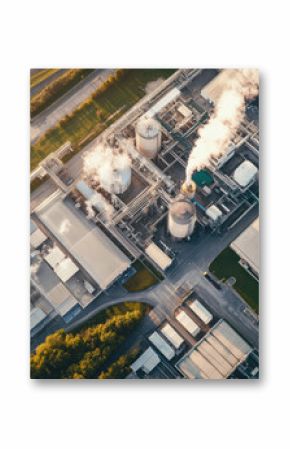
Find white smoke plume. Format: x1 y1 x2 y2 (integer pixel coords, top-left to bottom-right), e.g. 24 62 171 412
186 69 259 183
83 141 131 190
85 193 114 222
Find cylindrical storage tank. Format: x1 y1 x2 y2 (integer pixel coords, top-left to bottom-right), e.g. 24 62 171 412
135 117 161 159
168 200 196 239
99 166 131 194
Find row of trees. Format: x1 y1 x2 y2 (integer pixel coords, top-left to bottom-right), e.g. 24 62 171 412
31 69 94 117
98 349 140 379
31 303 147 379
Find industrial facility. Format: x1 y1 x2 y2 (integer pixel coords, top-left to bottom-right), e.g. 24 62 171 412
30 68 259 372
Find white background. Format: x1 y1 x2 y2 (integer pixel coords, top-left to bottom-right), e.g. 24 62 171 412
0 1 289 448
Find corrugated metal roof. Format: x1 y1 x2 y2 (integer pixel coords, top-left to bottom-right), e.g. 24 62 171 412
145 242 172 271
160 323 184 349
148 331 175 360
145 87 181 118
188 300 213 325
131 347 160 374
175 310 200 336
37 197 130 290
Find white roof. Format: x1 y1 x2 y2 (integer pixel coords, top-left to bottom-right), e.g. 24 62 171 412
148 331 175 360
201 69 242 103
177 104 192 118
145 242 172 271
230 218 259 274
145 87 181 118
30 307 47 330
206 205 222 221
54 257 79 283
30 228 48 248
176 310 200 336
160 323 184 349
37 197 130 290
233 160 258 187
44 246 66 269
131 347 160 374
189 300 213 325
176 320 252 379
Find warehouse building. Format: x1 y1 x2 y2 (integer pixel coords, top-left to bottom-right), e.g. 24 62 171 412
148 331 175 360
160 323 184 349
36 194 131 290
31 260 81 323
145 242 172 271
230 218 259 277
30 219 48 249
131 347 160 375
175 310 201 337
188 300 213 325
176 320 252 379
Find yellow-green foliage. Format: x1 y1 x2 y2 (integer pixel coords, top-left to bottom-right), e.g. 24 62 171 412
31 303 147 379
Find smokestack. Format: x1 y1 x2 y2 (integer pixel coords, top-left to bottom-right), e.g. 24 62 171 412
186 69 259 183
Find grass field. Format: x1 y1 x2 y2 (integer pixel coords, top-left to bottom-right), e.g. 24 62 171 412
123 259 161 292
209 247 259 313
31 69 176 171
30 69 59 88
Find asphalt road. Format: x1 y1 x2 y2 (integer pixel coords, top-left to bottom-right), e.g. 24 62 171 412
31 69 115 143
30 69 68 98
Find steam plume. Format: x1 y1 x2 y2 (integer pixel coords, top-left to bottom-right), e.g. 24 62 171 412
186 69 259 182
83 141 131 190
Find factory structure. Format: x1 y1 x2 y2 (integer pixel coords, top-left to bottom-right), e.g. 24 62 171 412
30 69 259 337
128 291 259 380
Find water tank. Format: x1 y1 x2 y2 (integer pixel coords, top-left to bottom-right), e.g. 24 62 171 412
136 117 161 159
99 165 131 194
168 200 196 239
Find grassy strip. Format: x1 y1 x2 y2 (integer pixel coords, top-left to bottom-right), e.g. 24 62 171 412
30 68 94 118
30 68 176 171
30 69 59 89
123 259 161 292
31 302 149 379
209 247 259 313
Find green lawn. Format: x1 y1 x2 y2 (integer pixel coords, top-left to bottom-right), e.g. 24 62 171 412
123 260 161 292
31 69 176 171
209 247 259 313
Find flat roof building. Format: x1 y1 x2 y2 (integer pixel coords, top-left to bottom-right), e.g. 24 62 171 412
36 195 130 290
188 300 213 325
148 331 175 360
131 347 160 374
145 242 172 271
30 306 47 331
230 218 259 276
175 310 200 337
160 323 184 349
176 320 252 379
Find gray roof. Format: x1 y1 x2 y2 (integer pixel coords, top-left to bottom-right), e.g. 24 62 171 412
37 196 130 289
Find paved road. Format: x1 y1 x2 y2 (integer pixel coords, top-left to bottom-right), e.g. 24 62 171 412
30 69 68 98
31 69 115 144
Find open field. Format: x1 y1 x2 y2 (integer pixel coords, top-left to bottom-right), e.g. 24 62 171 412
209 247 259 313
30 69 176 171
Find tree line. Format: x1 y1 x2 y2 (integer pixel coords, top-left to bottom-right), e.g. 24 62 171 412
31 302 147 379
31 69 94 117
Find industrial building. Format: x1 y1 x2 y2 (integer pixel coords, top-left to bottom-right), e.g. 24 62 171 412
148 331 175 360
176 320 252 379
30 68 259 350
188 299 213 325
230 218 259 277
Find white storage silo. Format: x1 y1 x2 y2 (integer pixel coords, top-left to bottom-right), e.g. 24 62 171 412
168 200 196 239
135 116 161 159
